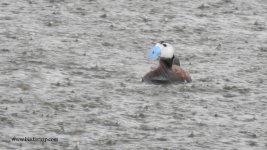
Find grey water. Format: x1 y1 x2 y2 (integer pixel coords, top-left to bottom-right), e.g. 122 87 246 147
0 0 267 149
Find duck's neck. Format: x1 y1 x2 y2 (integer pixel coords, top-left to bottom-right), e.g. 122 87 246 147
160 56 174 69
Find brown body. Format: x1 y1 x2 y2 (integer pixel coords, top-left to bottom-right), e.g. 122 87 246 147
142 57 192 84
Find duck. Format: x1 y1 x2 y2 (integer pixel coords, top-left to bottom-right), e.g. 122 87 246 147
142 41 192 84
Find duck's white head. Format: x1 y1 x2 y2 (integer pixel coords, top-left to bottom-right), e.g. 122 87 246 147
147 42 174 59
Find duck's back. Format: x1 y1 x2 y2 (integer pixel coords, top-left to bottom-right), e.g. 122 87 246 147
142 64 191 84
171 65 192 83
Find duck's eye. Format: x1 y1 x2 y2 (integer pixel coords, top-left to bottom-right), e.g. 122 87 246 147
162 43 167 47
